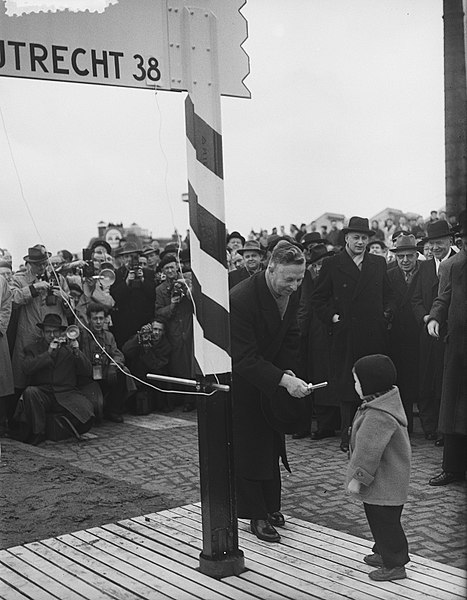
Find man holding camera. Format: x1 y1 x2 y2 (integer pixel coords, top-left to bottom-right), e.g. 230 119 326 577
110 242 156 346
11 245 70 393
79 302 136 423
12 313 94 445
122 319 172 412
155 257 195 411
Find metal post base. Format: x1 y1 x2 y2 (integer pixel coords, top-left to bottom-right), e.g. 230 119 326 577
198 551 246 579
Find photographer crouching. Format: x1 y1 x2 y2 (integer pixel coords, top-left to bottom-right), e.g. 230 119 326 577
122 319 172 413
79 302 136 423
12 313 95 445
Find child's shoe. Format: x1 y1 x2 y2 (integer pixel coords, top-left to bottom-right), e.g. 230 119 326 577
368 566 407 581
363 553 383 567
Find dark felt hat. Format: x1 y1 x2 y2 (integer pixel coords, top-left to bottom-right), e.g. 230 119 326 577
141 245 160 256
116 242 141 256
260 389 309 434
342 216 375 237
23 244 51 263
237 240 265 256
308 244 335 264
425 220 452 241
226 231 246 245
368 239 387 250
302 232 330 247
353 354 397 396
158 253 178 270
36 313 67 331
389 234 419 253
90 240 112 255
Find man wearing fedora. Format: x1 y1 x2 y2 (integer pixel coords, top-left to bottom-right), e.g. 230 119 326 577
411 219 457 444
230 240 311 543
12 313 94 445
426 212 467 485
11 245 70 395
387 234 422 433
228 240 265 289
110 242 156 346
311 216 393 452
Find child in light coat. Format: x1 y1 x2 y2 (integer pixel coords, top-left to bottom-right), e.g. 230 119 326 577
346 354 411 582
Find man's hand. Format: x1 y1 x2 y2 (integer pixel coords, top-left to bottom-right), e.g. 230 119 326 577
279 373 311 398
125 270 136 286
33 280 49 293
171 295 182 305
48 339 60 355
69 339 80 355
332 313 340 323
427 319 440 338
347 478 360 494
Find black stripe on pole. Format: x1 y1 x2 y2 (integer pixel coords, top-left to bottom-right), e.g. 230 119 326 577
185 96 224 179
189 183 228 268
192 272 231 356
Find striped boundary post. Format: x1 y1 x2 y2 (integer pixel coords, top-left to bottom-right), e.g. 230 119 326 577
185 96 231 376
181 7 244 578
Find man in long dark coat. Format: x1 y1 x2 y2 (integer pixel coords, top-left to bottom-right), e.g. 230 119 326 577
427 216 467 486
310 216 393 452
110 242 156 346
411 220 457 443
387 234 421 434
230 241 310 543
13 313 94 445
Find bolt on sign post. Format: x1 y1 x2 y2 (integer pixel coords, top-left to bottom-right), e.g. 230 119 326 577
0 0 250 578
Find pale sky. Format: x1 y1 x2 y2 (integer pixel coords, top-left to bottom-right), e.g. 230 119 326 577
1 0 445 266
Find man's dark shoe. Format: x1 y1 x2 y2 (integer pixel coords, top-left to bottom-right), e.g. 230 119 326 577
368 566 407 581
311 429 335 440
435 437 444 447
292 430 310 439
429 471 465 486
267 512 285 528
107 413 124 423
339 441 349 453
363 553 383 567
250 519 281 542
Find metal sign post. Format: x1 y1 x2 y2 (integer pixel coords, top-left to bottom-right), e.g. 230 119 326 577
0 0 250 579
181 7 244 578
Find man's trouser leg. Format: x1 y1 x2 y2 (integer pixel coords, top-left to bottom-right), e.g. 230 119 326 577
15 387 54 435
340 401 359 443
442 434 467 474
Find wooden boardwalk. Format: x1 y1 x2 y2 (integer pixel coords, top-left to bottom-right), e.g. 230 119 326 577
0 503 465 600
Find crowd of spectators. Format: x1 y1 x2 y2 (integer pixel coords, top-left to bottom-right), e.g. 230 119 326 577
0 207 464 456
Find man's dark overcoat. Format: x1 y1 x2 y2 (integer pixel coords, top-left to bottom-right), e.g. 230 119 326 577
230 271 301 480
387 265 420 428
297 269 338 407
20 340 94 423
110 266 156 346
411 253 455 400
429 250 467 435
310 250 393 401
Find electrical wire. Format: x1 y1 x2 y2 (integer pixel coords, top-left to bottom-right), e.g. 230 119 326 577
1 98 217 398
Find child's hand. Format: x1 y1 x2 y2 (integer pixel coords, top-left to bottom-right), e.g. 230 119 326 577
347 478 361 494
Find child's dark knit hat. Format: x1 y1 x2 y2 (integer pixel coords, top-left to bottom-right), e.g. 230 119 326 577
353 354 397 396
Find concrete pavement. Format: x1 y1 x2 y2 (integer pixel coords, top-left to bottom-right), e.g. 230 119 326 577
7 407 467 570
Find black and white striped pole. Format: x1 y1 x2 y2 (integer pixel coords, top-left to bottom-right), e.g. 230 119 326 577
181 6 245 578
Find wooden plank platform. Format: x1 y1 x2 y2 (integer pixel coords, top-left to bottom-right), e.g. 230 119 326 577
0 503 465 600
